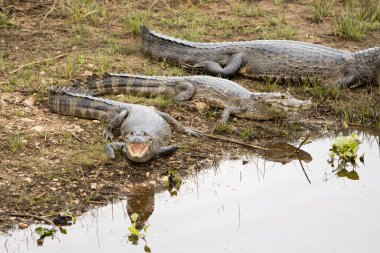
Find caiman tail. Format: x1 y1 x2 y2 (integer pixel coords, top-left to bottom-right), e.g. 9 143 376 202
82 73 175 96
48 86 124 122
352 47 380 87
140 24 211 64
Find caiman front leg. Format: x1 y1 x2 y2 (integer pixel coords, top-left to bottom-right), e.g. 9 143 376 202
158 145 179 156
220 106 245 123
157 111 202 136
105 142 124 159
183 53 245 77
103 109 129 140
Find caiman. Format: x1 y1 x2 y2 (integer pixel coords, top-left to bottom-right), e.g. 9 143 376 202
78 73 312 123
48 86 199 163
141 25 380 88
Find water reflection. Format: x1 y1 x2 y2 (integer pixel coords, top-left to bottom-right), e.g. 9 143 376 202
126 184 156 231
261 142 313 164
1 130 379 253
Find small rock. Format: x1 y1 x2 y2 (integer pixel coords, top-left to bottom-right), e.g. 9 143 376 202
81 70 93 77
31 125 45 133
90 183 97 190
18 223 28 229
23 96 36 107
87 64 95 69
92 120 100 124
195 102 210 113
21 118 34 123
73 199 80 205
39 71 46 75
24 177 33 184
71 124 84 133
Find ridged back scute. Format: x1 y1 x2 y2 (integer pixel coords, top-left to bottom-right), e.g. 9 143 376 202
84 72 179 96
354 47 380 66
140 24 221 64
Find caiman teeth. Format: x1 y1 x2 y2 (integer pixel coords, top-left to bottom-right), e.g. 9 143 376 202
128 143 149 157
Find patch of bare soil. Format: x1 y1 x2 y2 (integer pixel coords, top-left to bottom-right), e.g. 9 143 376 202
0 0 379 232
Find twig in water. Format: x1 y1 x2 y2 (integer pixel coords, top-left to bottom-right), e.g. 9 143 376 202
296 135 311 153
10 53 68 74
9 213 55 226
297 154 311 184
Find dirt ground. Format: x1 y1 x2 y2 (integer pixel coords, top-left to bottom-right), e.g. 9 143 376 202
0 0 379 232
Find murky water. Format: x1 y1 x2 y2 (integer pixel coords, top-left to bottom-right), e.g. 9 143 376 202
1 130 380 253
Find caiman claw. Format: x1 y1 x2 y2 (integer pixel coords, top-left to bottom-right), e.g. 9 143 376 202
102 129 114 140
182 63 206 73
184 127 203 137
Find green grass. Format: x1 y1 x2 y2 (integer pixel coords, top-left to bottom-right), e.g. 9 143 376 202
335 99 380 126
124 10 146 34
256 15 297 40
214 123 233 135
240 128 254 140
0 7 17 28
74 144 108 166
8 132 24 153
233 2 265 17
333 0 380 40
311 0 330 23
58 0 106 24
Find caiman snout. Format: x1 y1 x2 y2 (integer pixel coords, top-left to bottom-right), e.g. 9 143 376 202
123 133 156 163
263 92 312 112
128 142 149 157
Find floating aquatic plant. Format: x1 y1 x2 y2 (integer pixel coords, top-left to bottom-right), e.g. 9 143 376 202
328 133 364 180
127 212 151 252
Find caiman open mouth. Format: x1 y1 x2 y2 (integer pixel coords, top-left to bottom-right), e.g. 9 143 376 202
127 143 149 157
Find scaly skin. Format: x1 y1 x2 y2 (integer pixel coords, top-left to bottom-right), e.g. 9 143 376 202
48 86 199 163
79 73 312 123
141 25 380 88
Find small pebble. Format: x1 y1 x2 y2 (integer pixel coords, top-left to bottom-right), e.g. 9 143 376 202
18 223 28 229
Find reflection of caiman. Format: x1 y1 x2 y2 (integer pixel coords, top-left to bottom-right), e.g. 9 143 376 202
48 86 199 163
79 73 311 123
141 25 380 88
260 142 312 164
126 184 156 230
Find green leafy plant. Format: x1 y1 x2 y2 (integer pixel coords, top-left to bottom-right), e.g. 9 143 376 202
35 227 57 246
127 213 151 251
328 133 364 180
162 169 182 196
329 133 360 163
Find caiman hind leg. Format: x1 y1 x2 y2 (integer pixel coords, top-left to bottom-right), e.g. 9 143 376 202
156 111 202 136
183 53 245 77
331 74 364 88
103 109 129 140
174 82 196 108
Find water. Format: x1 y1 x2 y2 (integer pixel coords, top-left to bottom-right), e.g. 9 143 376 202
1 131 380 253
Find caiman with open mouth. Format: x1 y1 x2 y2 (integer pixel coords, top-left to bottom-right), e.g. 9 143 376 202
48 86 199 163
